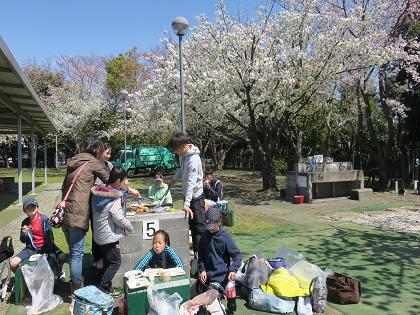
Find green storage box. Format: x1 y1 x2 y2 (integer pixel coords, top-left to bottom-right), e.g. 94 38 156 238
124 274 190 315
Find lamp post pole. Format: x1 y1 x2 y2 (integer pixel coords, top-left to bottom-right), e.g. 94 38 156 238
124 99 127 162
172 16 189 133
178 34 186 133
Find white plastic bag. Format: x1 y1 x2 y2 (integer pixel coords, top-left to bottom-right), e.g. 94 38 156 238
147 288 182 315
297 296 313 315
21 255 62 315
289 260 324 283
274 246 306 268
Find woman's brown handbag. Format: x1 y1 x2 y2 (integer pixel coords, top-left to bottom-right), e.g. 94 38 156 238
326 273 361 304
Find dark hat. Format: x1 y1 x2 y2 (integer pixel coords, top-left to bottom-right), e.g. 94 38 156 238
205 206 222 230
23 198 38 211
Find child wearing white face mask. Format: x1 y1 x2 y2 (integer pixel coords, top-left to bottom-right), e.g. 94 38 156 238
90 167 133 296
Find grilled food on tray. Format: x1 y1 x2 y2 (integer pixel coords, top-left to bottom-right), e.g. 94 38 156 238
129 204 149 213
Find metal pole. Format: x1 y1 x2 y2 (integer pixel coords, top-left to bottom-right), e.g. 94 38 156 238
31 127 36 195
44 135 48 184
17 114 23 204
178 35 186 133
55 134 58 170
124 100 127 162
352 133 355 168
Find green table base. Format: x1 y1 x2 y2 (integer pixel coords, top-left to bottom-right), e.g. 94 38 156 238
125 274 191 315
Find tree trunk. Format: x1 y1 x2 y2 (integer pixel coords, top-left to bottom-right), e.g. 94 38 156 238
215 151 227 171
209 137 234 171
357 66 396 191
254 146 277 190
249 131 277 191
324 111 332 158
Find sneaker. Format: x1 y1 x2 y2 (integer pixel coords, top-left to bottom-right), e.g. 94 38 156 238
108 287 122 298
59 269 66 282
95 259 104 270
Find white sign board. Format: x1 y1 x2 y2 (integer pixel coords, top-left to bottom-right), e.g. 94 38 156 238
143 220 160 240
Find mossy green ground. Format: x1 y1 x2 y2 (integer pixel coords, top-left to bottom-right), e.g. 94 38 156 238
2 170 419 315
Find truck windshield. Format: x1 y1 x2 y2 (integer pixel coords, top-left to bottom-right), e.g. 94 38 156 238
116 151 132 162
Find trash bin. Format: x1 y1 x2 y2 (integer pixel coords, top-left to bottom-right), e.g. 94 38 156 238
294 195 304 204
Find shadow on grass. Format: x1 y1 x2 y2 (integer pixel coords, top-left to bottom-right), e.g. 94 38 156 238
235 222 420 314
0 182 45 209
307 227 420 313
224 185 284 206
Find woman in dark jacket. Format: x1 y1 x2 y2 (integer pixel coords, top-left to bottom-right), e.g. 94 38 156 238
61 138 109 291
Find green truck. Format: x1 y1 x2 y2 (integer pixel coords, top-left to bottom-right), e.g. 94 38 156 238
112 145 176 177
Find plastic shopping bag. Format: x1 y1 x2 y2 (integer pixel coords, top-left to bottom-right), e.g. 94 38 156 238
179 289 225 315
274 245 306 268
21 255 62 315
289 260 325 283
147 288 182 315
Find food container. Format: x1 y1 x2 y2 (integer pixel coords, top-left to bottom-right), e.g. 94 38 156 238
160 271 171 282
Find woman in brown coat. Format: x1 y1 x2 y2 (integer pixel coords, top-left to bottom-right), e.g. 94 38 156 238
61 139 109 291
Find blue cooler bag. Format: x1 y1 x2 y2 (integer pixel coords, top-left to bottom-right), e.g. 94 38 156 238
72 285 114 315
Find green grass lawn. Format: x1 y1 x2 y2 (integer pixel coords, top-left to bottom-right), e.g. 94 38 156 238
3 169 419 315
0 168 67 184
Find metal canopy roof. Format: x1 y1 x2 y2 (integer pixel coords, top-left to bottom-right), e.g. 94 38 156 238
0 36 57 135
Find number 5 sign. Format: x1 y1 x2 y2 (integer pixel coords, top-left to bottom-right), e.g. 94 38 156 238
143 220 159 239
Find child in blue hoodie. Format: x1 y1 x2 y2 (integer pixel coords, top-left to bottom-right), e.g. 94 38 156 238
198 206 242 282
198 206 242 313
10 198 66 280
91 167 133 296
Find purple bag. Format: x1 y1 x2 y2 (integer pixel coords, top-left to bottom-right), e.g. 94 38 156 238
267 258 286 269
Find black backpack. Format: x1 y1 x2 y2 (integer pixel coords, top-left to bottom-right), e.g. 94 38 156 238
0 236 13 263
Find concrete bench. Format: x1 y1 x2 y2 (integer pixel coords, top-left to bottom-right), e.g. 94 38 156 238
350 188 373 200
0 176 14 192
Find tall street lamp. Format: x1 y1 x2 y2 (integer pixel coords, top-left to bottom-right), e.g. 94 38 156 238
119 89 129 163
172 16 189 133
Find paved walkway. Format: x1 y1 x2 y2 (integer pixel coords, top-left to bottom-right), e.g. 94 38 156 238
0 183 62 254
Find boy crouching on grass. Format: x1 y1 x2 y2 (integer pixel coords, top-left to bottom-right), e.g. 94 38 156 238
198 206 242 313
10 198 66 280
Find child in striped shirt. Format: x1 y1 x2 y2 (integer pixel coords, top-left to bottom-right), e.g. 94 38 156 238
135 230 183 271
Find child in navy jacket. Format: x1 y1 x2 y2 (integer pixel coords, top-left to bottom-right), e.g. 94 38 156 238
9 198 66 279
198 206 242 288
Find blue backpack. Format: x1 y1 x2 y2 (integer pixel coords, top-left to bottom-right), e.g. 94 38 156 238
72 285 114 315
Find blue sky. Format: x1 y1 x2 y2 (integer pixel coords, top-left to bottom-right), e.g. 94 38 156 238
1 0 258 64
